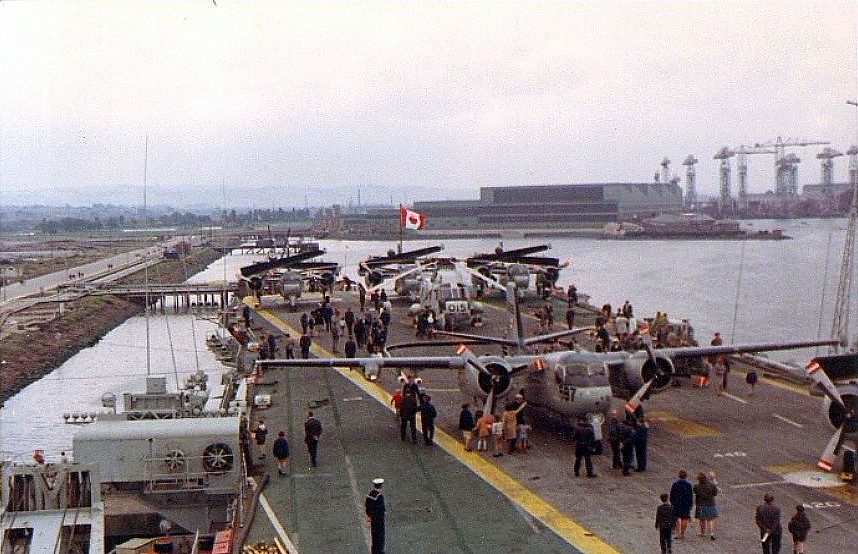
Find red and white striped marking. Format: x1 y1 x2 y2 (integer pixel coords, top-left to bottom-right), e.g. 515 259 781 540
817 459 832 472
805 361 821 376
456 344 467 356
533 358 545 372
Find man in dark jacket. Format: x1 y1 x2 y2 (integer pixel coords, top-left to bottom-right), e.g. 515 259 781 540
365 478 386 554
272 431 290 475
399 392 418 443
304 411 322 468
654 493 676 554
755 493 782 554
458 403 475 451
573 416 596 478
787 505 811 553
669 470 693 539
420 395 438 445
299 333 312 359
344 307 355 336
344 337 357 358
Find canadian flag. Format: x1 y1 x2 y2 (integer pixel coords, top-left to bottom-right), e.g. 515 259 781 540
400 207 426 231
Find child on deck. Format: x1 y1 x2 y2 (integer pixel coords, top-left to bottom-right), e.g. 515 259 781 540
474 411 491 452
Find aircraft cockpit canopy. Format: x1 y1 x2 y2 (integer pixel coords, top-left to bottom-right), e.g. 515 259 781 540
555 359 609 387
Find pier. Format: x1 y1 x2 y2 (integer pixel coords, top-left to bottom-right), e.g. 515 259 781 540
92 283 238 313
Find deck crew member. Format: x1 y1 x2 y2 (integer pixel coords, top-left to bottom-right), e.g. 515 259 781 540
755 493 782 554
573 415 596 478
304 411 322 467
365 478 386 554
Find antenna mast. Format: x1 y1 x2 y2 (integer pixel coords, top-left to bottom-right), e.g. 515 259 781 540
143 135 151 374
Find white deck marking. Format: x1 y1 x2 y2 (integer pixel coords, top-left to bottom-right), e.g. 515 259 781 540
259 493 301 553
345 455 373 551
728 481 786 489
721 392 748 404
773 414 804 428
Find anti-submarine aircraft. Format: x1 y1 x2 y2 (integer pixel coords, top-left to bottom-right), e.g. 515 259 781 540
239 248 340 311
257 284 836 433
802 354 858 478
258 283 612 425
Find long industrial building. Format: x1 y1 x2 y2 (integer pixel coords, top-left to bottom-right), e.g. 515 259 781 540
412 183 683 229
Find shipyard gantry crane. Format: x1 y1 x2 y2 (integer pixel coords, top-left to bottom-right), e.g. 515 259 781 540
682 154 698 210
752 137 831 196
735 145 777 209
713 146 735 211
817 147 844 186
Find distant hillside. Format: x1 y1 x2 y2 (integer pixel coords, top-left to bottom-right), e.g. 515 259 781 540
1 183 474 208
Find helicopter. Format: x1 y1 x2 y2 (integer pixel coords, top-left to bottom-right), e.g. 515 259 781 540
803 354 858 479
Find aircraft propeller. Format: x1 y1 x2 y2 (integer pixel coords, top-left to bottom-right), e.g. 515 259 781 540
805 360 856 471
455 344 516 414
624 340 664 416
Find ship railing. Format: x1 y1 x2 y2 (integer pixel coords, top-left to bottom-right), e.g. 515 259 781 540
143 468 211 494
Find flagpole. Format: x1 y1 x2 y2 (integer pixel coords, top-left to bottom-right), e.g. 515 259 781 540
398 203 403 254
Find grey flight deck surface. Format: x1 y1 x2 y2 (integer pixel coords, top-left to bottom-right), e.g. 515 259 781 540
244 290 856 553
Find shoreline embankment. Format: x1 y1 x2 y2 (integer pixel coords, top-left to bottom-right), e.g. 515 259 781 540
0 247 225 405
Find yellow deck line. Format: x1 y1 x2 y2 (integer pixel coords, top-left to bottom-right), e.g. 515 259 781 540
647 411 721 439
253 304 619 554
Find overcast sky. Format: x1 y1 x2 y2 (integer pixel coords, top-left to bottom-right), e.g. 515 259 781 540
1 1 856 207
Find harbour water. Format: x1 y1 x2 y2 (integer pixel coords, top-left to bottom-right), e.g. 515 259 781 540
0 218 849 462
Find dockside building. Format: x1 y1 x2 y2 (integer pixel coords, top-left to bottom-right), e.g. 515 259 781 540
336 182 683 234
413 183 683 230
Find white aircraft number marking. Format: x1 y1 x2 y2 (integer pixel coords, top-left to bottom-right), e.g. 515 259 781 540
713 451 747 458
802 501 841 509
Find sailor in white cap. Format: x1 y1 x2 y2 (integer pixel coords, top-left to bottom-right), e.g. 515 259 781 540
365 478 386 553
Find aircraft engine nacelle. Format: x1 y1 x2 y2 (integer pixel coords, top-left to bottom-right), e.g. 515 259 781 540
507 264 530 289
457 356 515 401
280 271 304 298
624 353 675 393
